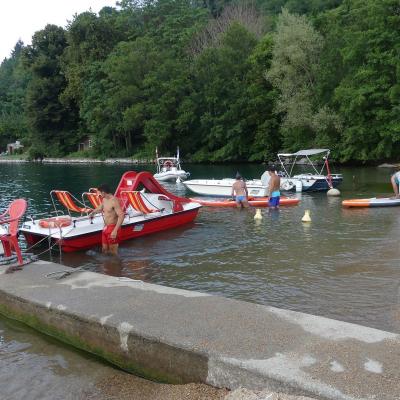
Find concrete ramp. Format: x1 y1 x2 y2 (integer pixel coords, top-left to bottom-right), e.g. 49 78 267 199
0 261 398 400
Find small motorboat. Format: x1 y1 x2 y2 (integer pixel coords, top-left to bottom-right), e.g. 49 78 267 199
20 171 201 252
153 147 190 182
276 149 343 192
342 197 400 208
183 178 270 198
189 197 300 207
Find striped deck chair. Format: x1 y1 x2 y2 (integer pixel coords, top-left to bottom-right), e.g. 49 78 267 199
51 190 92 215
82 191 103 209
121 191 158 214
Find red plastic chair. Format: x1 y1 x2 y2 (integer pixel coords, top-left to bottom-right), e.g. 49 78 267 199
0 199 28 266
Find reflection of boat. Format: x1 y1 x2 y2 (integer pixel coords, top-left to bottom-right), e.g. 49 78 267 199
153 147 190 182
342 197 400 208
20 172 201 252
276 149 343 192
189 197 300 207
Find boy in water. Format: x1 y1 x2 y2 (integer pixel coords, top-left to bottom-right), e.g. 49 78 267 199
267 166 281 208
231 174 249 208
89 184 125 255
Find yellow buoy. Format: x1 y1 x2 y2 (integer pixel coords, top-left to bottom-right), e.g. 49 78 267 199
254 209 263 220
302 209 311 222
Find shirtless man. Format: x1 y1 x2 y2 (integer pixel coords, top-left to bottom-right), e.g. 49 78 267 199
90 184 125 255
267 166 281 208
390 170 400 198
231 174 249 208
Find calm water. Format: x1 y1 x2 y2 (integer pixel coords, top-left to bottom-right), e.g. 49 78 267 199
1 162 400 398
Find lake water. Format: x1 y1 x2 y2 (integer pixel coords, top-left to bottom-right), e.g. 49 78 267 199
1 162 400 398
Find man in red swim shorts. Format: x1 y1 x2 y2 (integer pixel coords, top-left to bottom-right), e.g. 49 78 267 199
89 184 124 255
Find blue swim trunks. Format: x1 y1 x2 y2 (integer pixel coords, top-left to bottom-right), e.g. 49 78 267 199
269 191 280 207
235 195 246 203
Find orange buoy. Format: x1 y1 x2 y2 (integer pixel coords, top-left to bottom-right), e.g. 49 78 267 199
39 217 72 229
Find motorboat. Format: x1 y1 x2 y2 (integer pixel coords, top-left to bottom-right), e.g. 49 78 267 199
276 149 343 192
183 178 270 198
153 147 190 182
20 171 201 252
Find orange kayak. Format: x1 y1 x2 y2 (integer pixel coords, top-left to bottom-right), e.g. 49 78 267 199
189 197 300 207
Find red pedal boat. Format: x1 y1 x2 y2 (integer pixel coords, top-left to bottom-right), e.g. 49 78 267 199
20 171 201 252
189 196 300 207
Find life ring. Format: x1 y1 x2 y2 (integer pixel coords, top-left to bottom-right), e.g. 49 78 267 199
163 160 173 168
39 217 72 229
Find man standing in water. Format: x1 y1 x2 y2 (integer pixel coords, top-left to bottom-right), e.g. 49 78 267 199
267 166 281 208
90 184 125 255
231 173 249 208
391 169 400 198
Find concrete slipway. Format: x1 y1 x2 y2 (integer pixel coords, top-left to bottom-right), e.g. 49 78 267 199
0 260 399 400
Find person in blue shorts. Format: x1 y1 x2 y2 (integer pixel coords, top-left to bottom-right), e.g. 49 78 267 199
391 170 400 198
231 174 249 208
267 166 281 208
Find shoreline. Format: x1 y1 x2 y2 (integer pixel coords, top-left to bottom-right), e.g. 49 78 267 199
0 157 155 164
0 157 399 168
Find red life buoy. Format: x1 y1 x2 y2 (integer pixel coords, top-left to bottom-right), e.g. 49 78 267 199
163 160 173 168
39 217 72 229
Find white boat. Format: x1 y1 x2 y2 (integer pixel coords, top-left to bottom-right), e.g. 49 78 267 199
153 147 190 182
277 149 343 192
182 178 269 198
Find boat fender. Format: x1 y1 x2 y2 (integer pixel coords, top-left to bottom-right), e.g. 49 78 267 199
39 217 72 229
173 201 184 212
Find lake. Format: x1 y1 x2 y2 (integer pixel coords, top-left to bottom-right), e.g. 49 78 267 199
0 161 399 398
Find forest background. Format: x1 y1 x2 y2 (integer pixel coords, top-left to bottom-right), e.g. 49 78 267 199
0 0 399 163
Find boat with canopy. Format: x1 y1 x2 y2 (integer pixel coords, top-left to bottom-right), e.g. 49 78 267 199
276 149 343 192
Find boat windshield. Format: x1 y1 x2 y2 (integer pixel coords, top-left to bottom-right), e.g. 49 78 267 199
157 157 180 172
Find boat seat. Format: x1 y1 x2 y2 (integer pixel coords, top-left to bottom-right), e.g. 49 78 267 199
121 191 159 214
82 191 103 209
51 190 92 215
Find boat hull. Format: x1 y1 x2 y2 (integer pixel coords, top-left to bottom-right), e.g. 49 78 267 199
22 208 200 252
183 179 268 198
287 175 343 192
342 197 400 208
189 197 299 207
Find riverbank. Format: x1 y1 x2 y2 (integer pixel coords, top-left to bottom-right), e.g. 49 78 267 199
0 157 154 164
1 156 399 167
0 260 398 400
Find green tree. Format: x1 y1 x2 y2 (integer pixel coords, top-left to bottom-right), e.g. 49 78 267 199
0 41 30 150
321 0 400 161
23 24 76 156
266 9 341 151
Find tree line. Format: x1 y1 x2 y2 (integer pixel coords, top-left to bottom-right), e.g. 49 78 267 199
0 0 399 162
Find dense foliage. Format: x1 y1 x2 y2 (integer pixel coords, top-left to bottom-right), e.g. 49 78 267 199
0 0 399 162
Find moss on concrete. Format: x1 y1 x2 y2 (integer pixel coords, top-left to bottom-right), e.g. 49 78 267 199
0 300 183 384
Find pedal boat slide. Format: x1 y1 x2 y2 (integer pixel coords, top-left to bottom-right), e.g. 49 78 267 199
20 171 201 252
